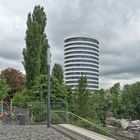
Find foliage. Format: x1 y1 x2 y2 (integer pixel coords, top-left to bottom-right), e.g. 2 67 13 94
12 89 30 107
74 76 89 118
23 5 49 88
109 83 122 118
122 82 140 119
30 75 48 101
0 76 10 100
74 119 109 136
52 63 64 85
51 76 67 103
31 101 47 122
51 111 67 124
27 75 73 112
1 68 25 100
87 89 106 125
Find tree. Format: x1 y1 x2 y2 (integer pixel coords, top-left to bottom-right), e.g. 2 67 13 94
109 83 122 118
122 82 140 119
12 89 30 107
1 68 25 101
0 76 10 100
75 76 89 118
87 90 105 124
23 5 49 88
52 63 64 85
30 75 48 101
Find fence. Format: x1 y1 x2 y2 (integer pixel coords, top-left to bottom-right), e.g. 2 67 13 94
0 100 139 140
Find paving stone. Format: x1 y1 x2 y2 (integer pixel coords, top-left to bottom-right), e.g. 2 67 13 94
0 122 71 140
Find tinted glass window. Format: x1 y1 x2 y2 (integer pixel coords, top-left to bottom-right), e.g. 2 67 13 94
65 59 99 64
65 37 99 44
65 55 99 60
65 51 99 56
65 68 99 72
65 72 99 77
66 77 99 81
65 47 99 53
65 64 99 69
64 42 99 49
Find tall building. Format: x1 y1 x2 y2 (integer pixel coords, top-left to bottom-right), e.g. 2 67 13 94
64 33 99 91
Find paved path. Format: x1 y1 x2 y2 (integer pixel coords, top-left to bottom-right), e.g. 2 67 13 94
59 124 116 140
0 123 71 140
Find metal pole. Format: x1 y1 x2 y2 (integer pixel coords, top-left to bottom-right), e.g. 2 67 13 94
66 101 69 123
47 46 51 127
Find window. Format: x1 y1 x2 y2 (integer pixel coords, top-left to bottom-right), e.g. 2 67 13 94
64 55 99 60
65 47 99 53
65 51 99 56
64 37 99 44
64 42 99 49
65 59 99 64
65 72 99 77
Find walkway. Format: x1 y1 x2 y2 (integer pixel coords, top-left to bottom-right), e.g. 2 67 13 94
59 124 116 140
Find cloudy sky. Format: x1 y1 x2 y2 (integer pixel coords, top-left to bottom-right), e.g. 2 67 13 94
0 0 140 88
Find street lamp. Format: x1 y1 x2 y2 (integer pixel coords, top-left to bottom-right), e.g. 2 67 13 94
47 46 51 127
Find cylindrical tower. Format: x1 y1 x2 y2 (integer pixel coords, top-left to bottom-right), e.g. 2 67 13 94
64 34 99 91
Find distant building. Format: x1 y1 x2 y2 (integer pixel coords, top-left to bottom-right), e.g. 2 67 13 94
64 33 99 91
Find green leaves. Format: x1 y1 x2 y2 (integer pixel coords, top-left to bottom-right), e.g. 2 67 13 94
52 63 64 85
0 76 10 100
122 82 140 119
74 76 89 118
23 5 48 88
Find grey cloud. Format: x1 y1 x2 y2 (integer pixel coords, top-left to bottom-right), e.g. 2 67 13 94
0 0 140 88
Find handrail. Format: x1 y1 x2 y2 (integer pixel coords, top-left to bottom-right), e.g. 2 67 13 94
51 110 117 139
67 111 116 138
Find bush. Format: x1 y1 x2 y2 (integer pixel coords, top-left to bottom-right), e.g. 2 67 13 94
12 89 30 108
51 111 67 124
31 101 47 122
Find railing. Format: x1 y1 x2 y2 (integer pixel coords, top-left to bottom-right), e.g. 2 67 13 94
1 101 139 140
51 110 117 139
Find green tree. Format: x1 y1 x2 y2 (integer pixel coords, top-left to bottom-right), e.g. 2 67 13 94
122 82 140 119
1 68 25 101
75 76 89 118
23 5 49 88
109 83 122 118
0 76 10 100
52 63 64 85
29 75 48 101
12 89 30 107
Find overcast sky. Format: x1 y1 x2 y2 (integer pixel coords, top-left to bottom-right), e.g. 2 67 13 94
0 0 140 88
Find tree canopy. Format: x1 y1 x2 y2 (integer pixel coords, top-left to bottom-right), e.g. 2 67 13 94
0 76 10 100
52 63 64 85
23 5 49 88
1 68 24 100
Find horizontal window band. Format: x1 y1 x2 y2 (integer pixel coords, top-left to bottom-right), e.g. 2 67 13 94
65 64 99 68
65 59 99 64
65 55 99 60
64 37 99 44
65 72 99 77
65 51 99 56
65 47 99 53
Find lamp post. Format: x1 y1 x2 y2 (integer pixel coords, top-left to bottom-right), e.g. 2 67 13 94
47 46 51 127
